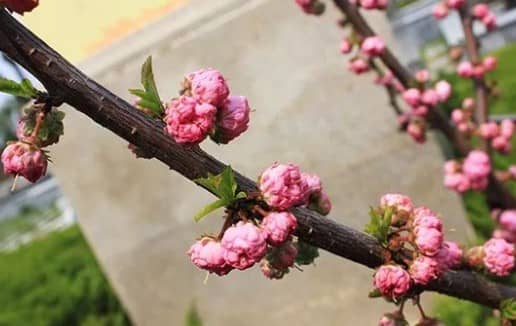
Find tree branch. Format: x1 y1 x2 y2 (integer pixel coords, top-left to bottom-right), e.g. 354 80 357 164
0 8 514 309
458 7 490 152
331 0 516 209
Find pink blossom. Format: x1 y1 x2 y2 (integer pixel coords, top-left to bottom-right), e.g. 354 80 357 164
421 89 440 106
500 119 514 139
261 212 298 246
259 163 310 210
435 80 452 102
457 122 470 133
402 88 421 107
509 165 516 179
472 3 490 19
457 61 474 78
472 65 486 78
462 150 490 179
413 207 443 232
470 176 489 191
409 256 440 285
479 122 500 139
186 69 230 106
415 69 430 83
444 173 470 192
348 58 370 74
415 227 444 256
412 106 428 117
1 142 47 183
483 238 515 276
493 229 516 244
462 97 475 110
302 172 322 194
407 122 426 143
435 241 463 270
212 95 250 144
492 136 511 154
451 109 465 124
310 191 332 215
447 0 464 9
380 193 414 214
483 56 497 72
340 39 353 54
187 238 232 276
164 96 217 145
443 160 460 174
361 36 386 56
432 3 449 19
482 12 497 31
221 221 267 270
373 265 411 298
500 210 516 233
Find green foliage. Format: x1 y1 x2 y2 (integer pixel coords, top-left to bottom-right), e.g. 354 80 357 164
194 166 247 222
364 207 392 246
0 226 131 326
501 299 516 320
433 296 498 326
129 56 164 118
185 303 203 326
0 77 38 99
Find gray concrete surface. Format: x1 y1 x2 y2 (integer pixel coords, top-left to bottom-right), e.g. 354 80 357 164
49 0 472 325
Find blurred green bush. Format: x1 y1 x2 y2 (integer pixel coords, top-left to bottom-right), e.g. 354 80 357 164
0 226 131 326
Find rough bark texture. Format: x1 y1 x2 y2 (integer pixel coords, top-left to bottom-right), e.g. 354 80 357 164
0 9 514 309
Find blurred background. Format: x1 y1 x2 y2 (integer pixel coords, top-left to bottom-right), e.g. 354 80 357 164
1 0 516 325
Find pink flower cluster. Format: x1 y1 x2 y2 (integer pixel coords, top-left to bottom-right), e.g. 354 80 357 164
361 36 385 57
482 238 515 276
344 36 386 75
450 99 476 134
492 209 516 243
259 163 332 214
478 119 514 154
373 194 463 299
164 69 250 145
472 3 497 31
457 56 497 79
294 0 325 15
349 0 388 10
444 150 491 192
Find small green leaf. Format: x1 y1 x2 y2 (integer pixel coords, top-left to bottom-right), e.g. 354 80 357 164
185 303 203 326
219 166 237 201
195 173 221 196
235 192 247 199
364 207 391 246
0 77 38 98
501 299 516 320
194 198 227 222
128 56 165 117
368 288 382 298
295 240 320 265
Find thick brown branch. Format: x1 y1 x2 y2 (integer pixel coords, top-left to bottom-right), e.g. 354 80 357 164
0 9 514 309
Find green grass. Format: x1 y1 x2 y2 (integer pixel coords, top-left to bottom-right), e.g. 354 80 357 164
433 44 516 324
0 226 131 326
0 204 61 243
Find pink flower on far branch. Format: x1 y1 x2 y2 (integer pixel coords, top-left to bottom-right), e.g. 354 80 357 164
361 36 385 56
373 265 411 298
212 95 250 144
482 238 515 276
348 58 370 74
413 207 443 231
186 69 230 106
457 61 474 78
402 88 421 107
409 256 440 285
472 3 489 19
295 0 325 15
492 136 511 154
500 210 516 233
407 122 426 143
500 119 514 138
435 241 463 270
415 69 430 83
447 0 464 9
261 212 298 246
434 80 452 102
432 3 449 19
187 238 232 276
259 163 310 210
340 39 353 54
164 96 217 145
1 142 47 183
221 221 267 270
421 89 439 106
451 109 465 124
479 122 499 139
462 150 491 179
483 56 497 72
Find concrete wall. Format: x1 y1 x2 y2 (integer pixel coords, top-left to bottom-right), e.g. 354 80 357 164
50 0 471 325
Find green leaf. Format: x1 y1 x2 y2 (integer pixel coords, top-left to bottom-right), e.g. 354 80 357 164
0 77 37 98
195 172 221 196
501 299 516 320
295 240 320 265
368 288 382 298
219 166 237 201
194 199 227 222
128 56 165 117
185 303 203 326
364 207 391 246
